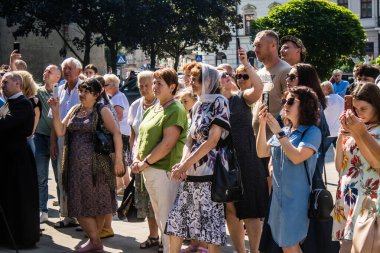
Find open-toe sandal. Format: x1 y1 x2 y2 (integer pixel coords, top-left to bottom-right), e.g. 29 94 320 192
180 244 198 253
140 236 159 249
196 247 208 253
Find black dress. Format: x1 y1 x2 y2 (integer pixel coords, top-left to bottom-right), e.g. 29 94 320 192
229 91 269 219
0 95 39 248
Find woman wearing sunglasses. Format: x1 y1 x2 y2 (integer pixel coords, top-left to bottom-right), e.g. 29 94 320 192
257 86 321 253
219 48 269 253
284 63 329 189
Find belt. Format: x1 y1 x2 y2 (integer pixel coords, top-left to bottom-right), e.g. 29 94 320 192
185 175 213 182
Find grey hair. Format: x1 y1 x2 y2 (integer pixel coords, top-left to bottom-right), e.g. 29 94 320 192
4 72 23 88
333 69 343 75
255 30 279 46
321 81 333 91
103 74 120 88
61 57 82 70
137 71 153 87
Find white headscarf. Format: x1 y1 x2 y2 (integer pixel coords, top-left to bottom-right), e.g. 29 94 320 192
198 63 222 103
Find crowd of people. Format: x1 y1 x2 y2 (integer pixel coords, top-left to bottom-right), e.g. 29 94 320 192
1 29 380 253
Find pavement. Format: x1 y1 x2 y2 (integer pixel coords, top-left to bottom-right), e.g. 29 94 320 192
0 146 339 253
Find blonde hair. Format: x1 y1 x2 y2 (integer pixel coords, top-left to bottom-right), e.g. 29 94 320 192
235 65 245 74
176 87 197 101
103 74 120 88
14 71 38 97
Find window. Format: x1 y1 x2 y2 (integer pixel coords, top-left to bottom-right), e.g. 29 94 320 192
337 0 348 8
361 0 372 18
244 14 255 36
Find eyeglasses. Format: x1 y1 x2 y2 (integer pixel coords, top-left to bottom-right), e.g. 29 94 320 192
236 74 249 80
221 72 230 79
282 97 299 106
286 73 298 81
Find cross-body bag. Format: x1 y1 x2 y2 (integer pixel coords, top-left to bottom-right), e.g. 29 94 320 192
301 127 334 220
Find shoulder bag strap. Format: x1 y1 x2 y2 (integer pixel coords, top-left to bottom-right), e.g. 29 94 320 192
300 127 312 187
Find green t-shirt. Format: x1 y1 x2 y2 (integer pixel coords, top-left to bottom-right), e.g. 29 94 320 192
35 85 53 136
138 100 188 171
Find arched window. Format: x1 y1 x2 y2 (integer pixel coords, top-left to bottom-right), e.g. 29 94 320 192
241 4 257 36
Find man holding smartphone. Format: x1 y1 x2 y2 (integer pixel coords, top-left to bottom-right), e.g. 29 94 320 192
34 65 61 223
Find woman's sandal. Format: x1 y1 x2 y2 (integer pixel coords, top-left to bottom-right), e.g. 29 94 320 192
196 247 208 253
158 243 163 253
180 244 198 253
140 236 160 249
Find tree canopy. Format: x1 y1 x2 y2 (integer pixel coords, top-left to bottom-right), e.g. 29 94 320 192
251 0 366 79
1 0 242 71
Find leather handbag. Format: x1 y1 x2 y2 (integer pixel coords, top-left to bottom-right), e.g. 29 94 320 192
351 197 380 253
211 135 243 203
117 177 144 222
94 104 114 155
301 127 334 220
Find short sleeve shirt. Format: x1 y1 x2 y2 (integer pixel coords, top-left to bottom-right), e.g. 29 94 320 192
35 86 52 136
110 91 130 136
252 60 291 140
138 101 188 171
268 125 321 247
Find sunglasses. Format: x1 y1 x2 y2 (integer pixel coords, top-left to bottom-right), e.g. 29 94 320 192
286 73 298 81
282 97 299 106
236 74 249 80
221 72 230 79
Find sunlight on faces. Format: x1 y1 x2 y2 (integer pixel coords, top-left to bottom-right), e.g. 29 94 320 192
283 93 300 124
152 77 174 100
190 75 202 96
353 99 379 124
138 77 154 98
286 68 299 88
253 35 274 63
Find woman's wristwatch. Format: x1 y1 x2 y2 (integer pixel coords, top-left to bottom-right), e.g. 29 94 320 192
276 130 286 140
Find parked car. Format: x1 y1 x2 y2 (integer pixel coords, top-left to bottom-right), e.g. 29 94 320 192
119 77 141 104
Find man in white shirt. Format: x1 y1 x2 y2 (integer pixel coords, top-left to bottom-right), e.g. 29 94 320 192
321 81 344 151
50 57 82 228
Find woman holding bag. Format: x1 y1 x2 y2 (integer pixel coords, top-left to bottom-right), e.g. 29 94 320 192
49 78 124 252
257 86 321 253
166 63 230 253
332 83 380 253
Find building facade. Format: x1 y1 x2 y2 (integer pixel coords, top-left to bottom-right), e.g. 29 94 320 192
0 19 106 82
196 0 379 68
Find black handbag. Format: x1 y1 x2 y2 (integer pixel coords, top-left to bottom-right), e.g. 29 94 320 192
301 128 334 220
94 104 115 155
211 135 243 203
117 177 145 222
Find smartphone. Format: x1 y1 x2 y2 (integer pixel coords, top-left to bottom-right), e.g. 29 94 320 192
344 95 353 111
262 91 270 109
13 42 20 53
236 38 240 49
53 83 59 98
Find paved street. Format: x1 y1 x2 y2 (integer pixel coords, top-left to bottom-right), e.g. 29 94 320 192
0 146 339 253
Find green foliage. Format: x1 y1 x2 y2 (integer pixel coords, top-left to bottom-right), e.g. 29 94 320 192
376 55 380 65
251 0 366 79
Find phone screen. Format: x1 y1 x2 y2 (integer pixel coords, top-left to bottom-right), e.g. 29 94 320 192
53 83 59 98
236 38 240 49
13 42 20 53
344 95 353 111
262 92 270 108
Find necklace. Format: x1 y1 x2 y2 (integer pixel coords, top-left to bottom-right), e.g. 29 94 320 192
154 98 174 112
143 97 156 109
77 107 93 118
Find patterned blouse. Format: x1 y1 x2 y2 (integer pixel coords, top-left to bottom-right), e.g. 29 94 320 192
187 96 230 176
332 124 380 241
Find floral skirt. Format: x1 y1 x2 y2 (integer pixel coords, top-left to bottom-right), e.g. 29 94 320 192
165 180 226 245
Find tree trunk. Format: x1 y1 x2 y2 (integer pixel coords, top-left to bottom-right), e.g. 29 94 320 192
173 52 180 72
83 29 92 66
149 49 156 70
108 42 117 74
